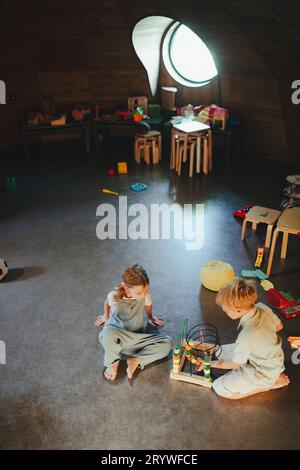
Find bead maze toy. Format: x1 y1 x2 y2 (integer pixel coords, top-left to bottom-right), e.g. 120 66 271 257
170 319 222 388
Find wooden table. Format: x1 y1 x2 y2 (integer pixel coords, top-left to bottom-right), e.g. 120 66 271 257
266 208 300 277
21 122 90 160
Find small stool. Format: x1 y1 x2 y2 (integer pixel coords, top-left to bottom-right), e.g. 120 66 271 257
134 130 162 165
266 208 300 277
241 206 281 248
171 128 212 176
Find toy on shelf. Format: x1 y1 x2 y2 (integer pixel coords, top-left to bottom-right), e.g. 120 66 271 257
51 114 66 126
288 337 300 349
133 106 144 122
128 96 148 117
233 204 253 220
117 162 128 174
255 245 265 268
107 169 115 176
102 188 119 196
212 106 229 130
267 288 300 319
170 319 222 388
148 103 161 118
71 106 90 122
193 104 229 129
115 110 129 121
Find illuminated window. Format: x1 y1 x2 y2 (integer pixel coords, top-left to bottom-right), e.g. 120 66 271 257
163 23 218 87
132 17 218 95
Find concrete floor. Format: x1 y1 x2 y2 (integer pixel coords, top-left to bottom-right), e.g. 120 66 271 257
0 139 300 449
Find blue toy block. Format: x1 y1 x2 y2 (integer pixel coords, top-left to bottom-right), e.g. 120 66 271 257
241 270 257 278
254 269 267 280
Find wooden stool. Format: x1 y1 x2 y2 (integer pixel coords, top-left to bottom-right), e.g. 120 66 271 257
171 128 212 176
134 130 162 165
241 206 281 248
170 128 187 170
266 208 300 277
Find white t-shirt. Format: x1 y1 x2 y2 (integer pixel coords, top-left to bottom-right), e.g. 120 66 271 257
107 290 152 307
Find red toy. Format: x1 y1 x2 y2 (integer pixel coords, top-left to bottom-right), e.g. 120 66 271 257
267 288 300 319
107 169 115 176
233 204 253 220
115 110 129 121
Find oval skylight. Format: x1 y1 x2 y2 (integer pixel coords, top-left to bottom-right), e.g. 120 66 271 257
162 22 218 87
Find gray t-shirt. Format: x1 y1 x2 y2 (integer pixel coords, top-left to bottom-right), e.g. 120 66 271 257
105 290 152 333
232 302 285 382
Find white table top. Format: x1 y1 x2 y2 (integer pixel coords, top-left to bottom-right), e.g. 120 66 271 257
172 121 210 133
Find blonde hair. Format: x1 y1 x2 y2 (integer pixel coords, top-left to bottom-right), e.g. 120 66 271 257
113 264 149 301
216 277 257 311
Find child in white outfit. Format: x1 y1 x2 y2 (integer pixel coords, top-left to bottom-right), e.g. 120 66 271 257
211 278 290 399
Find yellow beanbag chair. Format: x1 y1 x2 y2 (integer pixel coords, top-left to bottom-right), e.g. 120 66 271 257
200 260 235 292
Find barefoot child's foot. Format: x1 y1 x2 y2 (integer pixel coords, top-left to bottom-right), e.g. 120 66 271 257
104 363 119 381
271 373 290 390
126 357 140 380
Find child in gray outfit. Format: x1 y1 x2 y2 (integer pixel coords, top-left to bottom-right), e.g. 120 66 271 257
95 264 172 382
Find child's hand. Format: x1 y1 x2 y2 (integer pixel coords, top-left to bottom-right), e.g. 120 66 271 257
95 314 106 328
148 316 165 327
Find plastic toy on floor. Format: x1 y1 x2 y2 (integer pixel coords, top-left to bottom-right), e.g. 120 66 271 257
241 269 267 281
130 183 148 192
233 204 253 220
170 319 222 387
117 162 128 174
255 245 265 268
102 188 119 196
267 288 300 319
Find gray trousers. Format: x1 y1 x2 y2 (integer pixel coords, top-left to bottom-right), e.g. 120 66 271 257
99 325 173 369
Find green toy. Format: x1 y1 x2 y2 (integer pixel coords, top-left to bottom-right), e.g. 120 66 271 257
5 177 16 190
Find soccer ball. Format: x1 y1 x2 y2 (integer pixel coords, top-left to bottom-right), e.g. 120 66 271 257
0 258 8 281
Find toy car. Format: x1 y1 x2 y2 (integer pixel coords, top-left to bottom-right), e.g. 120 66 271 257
233 204 253 220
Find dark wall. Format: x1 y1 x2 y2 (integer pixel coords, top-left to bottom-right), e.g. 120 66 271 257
0 0 300 163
